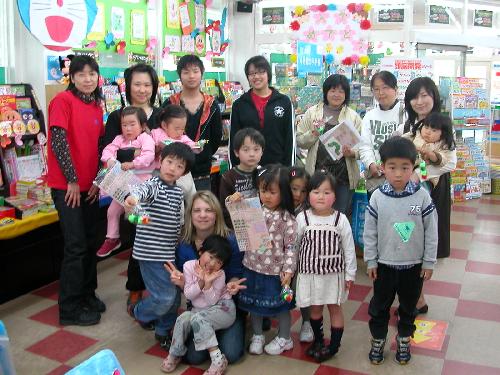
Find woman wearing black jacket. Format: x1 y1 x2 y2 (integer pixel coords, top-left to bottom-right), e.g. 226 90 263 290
229 56 295 167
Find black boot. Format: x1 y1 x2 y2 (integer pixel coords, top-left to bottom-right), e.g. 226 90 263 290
329 327 344 356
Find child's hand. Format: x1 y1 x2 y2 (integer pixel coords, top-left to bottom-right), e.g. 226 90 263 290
204 270 223 289
421 150 438 163
107 159 116 168
280 271 293 286
164 261 185 288
121 162 134 171
227 192 243 203
342 145 355 158
345 280 354 291
124 196 138 210
367 267 377 280
226 278 247 295
194 261 206 289
420 268 433 281
368 163 383 178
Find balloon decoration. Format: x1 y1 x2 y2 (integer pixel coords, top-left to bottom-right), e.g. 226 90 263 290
289 3 372 67
116 40 126 55
145 37 157 59
205 7 230 57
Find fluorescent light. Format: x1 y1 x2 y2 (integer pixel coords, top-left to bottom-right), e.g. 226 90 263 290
426 0 463 8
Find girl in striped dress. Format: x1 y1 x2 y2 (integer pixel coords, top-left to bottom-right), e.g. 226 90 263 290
295 170 357 362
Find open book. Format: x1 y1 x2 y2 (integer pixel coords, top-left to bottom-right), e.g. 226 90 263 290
319 120 361 160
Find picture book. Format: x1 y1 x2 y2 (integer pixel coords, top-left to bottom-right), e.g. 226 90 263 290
319 120 362 160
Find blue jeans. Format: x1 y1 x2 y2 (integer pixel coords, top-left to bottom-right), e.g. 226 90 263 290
193 176 211 191
334 184 354 216
184 307 246 364
51 189 99 315
135 260 180 336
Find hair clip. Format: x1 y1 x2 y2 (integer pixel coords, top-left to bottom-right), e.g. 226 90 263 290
258 168 267 177
290 170 296 177
320 168 327 174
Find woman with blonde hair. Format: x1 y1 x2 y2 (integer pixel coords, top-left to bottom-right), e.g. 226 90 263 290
165 191 246 365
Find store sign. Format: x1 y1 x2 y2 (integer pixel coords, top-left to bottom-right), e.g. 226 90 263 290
474 10 493 28
211 57 225 68
262 7 285 25
377 8 405 23
296 41 323 77
128 52 153 66
380 57 434 100
428 5 450 25
73 49 99 62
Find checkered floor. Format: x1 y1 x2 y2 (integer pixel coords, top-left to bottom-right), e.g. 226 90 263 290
2 195 500 375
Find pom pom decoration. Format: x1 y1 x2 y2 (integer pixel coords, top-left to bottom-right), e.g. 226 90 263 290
294 6 305 16
359 55 370 66
84 41 97 49
162 47 170 58
280 285 294 303
328 4 337 11
342 56 353 65
351 54 360 64
325 54 334 64
363 3 372 12
205 0 213 7
290 54 297 63
355 3 364 12
318 4 328 12
116 40 126 55
360 19 371 30
104 32 115 49
290 20 301 31
347 3 356 13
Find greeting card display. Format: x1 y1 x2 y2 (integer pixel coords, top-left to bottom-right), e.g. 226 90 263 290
319 120 361 160
226 197 272 253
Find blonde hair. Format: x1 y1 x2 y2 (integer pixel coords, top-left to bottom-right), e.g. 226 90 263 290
182 191 230 243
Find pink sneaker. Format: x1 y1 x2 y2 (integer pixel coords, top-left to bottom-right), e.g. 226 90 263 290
160 354 181 373
203 355 228 375
96 238 121 257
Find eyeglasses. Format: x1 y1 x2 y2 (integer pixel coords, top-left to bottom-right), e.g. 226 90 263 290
372 86 394 94
247 70 267 78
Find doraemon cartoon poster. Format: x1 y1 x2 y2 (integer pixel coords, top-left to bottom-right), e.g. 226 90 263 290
17 0 97 51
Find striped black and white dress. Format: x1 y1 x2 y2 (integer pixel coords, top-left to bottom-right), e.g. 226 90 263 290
295 209 357 307
130 176 184 263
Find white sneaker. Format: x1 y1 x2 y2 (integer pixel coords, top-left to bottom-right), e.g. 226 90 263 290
264 336 294 355
249 334 265 355
299 321 314 343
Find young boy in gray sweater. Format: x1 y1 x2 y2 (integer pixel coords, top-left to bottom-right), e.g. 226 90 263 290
363 136 438 366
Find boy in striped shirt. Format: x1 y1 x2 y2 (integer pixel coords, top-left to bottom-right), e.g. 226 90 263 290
125 142 195 350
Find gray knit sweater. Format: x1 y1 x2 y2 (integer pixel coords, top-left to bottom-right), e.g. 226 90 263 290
363 181 438 270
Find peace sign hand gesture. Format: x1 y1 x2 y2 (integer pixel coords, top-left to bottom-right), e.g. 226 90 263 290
226 278 247 296
164 261 185 288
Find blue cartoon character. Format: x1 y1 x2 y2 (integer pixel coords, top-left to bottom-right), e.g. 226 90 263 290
17 0 97 51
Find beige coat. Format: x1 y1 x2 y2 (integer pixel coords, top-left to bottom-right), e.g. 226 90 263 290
296 103 363 190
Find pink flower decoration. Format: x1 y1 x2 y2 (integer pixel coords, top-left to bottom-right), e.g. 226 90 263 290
355 3 364 12
313 12 328 24
343 24 354 40
304 26 317 42
309 5 319 12
321 28 337 41
351 54 360 64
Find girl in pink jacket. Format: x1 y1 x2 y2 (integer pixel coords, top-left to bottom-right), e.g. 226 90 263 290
97 106 155 257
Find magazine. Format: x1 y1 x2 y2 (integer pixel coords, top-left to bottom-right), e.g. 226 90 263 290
319 120 361 160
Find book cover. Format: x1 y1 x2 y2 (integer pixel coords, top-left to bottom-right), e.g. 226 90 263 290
15 97 32 110
0 95 17 110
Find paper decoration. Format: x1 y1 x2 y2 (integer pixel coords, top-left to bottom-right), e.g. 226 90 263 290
110 7 125 39
393 222 415 243
211 29 221 54
116 40 126 54
181 35 195 52
166 0 180 29
179 2 193 35
87 2 105 40
195 34 205 54
380 58 434 100
104 32 115 49
411 319 448 351
16 0 97 51
226 197 272 253
195 3 205 30
131 10 145 45
165 35 181 53
297 41 322 77
84 41 97 48
145 37 157 58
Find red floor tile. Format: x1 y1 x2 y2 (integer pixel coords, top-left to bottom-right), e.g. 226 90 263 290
450 248 468 260
389 335 450 359
32 281 59 301
280 332 329 364
477 213 500 222
144 342 166 358
26 330 98 363
455 299 500 323
479 198 500 205
452 205 478 213
29 304 62 328
114 248 132 261
465 260 500 276
314 365 368 375
351 303 397 326
450 224 474 233
46 364 73 375
472 233 500 245
347 284 372 302
181 368 204 375
272 309 301 329
442 359 500 375
118 269 128 277
423 280 461 299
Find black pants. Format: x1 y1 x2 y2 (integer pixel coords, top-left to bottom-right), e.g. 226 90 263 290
126 252 145 291
52 189 99 314
368 263 423 339
432 173 451 259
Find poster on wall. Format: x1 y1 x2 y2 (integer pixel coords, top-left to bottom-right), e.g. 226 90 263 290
47 56 63 81
16 0 98 51
297 41 322 77
181 35 195 52
211 29 221 54
428 5 450 25
262 7 285 25
194 34 205 54
87 2 105 40
195 3 205 30
128 52 153 66
377 8 404 23
111 7 125 39
167 0 180 29
380 58 434 100
179 2 193 35
131 10 145 45
73 49 99 62
165 35 181 53
474 10 493 28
